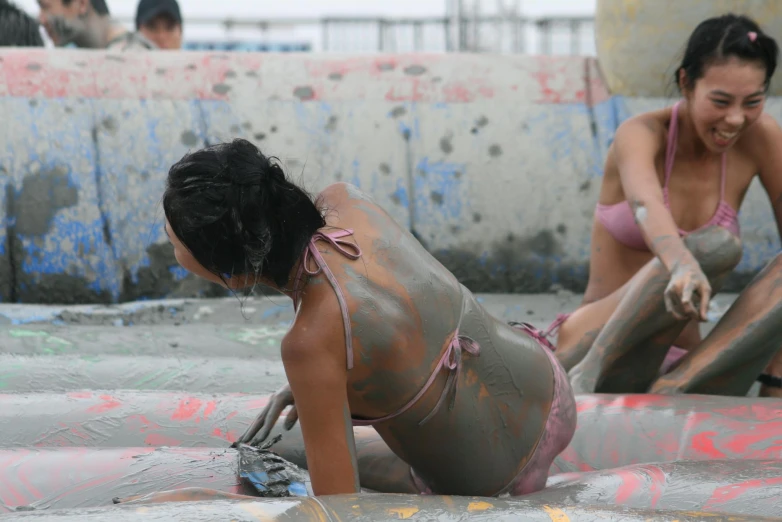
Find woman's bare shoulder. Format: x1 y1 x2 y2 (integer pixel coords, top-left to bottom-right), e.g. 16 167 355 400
742 112 782 153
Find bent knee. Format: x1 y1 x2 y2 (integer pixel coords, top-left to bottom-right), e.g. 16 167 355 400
683 226 742 276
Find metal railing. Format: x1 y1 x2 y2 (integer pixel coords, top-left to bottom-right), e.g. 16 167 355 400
118 15 596 55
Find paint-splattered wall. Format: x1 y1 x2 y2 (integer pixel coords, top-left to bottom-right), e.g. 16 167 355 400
0 49 777 303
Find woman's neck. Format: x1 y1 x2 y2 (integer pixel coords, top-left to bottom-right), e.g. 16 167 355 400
674 99 716 162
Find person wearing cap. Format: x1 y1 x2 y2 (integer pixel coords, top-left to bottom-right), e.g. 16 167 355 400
136 0 182 50
36 0 156 50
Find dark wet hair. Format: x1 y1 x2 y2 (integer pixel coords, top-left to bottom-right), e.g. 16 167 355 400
62 0 110 16
0 1 44 46
676 14 779 92
163 138 326 288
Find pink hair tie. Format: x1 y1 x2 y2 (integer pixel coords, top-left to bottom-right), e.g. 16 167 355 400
748 31 758 42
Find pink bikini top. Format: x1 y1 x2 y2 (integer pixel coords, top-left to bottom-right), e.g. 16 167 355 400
595 100 740 251
291 229 480 428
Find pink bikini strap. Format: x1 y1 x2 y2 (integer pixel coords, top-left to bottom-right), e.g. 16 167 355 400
663 100 681 196
542 313 569 339
352 325 480 427
664 100 728 202
292 229 362 370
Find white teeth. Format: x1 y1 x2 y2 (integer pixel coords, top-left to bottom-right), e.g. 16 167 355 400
715 130 738 140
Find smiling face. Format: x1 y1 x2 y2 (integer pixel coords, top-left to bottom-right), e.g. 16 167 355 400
681 56 767 152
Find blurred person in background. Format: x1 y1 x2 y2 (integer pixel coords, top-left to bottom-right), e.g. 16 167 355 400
36 0 156 50
0 0 45 46
135 0 182 50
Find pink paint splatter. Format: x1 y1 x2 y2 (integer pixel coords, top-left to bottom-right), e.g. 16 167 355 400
87 395 122 413
171 398 203 420
144 433 182 446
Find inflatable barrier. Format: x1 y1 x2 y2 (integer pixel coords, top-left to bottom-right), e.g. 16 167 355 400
0 448 781 518
4 494 778 521
1 392 781 517
0 48 778 303
2 392 781 472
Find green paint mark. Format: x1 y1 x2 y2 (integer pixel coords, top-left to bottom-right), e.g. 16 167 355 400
131 368 172 389
229 326 287 346
9 329 73 355
0 363 23 390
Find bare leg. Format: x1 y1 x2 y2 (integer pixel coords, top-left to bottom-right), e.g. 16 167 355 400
267 424 420 494
759 348 782 398
650 252 782 396
568 227 742 394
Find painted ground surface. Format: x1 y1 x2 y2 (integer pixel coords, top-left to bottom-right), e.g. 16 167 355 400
3 293 782 520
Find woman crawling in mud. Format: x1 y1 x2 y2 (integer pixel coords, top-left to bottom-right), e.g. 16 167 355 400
117 137 576 500
545 14 782 397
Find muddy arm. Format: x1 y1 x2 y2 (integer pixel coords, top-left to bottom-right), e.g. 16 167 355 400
267 423 419 494
650 249 782 396
569 227 742 393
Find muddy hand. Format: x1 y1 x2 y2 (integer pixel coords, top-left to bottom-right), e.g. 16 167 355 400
664 259 711 322
234 383 298 447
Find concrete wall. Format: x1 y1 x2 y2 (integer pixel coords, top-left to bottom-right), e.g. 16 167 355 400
0 48 778 303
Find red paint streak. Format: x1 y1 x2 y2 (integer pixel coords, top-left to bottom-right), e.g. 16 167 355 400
643 465 667 508
653 432 681 458
478 86 494 98
15 465 44 500
68 426 92 442
714 404 782 422
0 453 31 507
614 469 643 503
724 422 782 457
441 83 474 103
212 427 238 444
126 414 162 433
612 394 675 409
202 401 217 420
86 395 122 413
0 49 598 104
45 472 127 505
171 398 203 420
247 398 270 410
705 477 782 508
225 411 238 421
576 396 601 413
144 433 182 446
67 392 93 399
690 430 727 459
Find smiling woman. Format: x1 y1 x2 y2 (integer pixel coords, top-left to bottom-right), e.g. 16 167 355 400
539 13 782 397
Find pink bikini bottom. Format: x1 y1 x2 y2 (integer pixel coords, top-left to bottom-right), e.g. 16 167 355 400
409 322 578 497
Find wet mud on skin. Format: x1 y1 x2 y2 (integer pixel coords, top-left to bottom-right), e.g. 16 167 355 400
311 184 557 497
566 227 752 395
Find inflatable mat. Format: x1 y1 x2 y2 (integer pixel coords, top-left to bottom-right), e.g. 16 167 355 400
1 392 779 468
0 393 780 519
